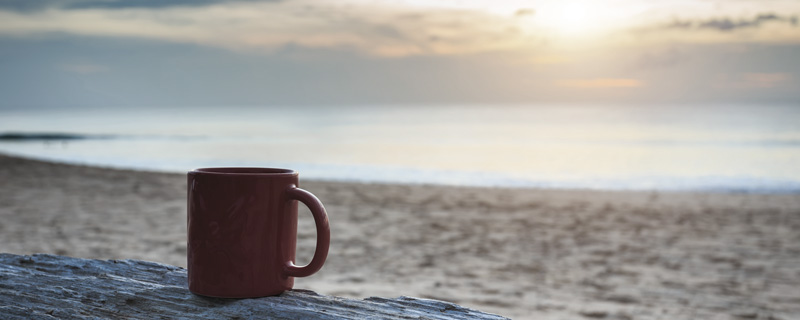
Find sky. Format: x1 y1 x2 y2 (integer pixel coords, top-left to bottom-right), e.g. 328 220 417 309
0 0 799 110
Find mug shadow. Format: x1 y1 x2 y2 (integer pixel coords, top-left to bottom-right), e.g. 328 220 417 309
190 289 311 307
190 294 244 306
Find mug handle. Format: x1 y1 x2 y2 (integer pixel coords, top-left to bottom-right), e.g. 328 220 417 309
283 187 330 278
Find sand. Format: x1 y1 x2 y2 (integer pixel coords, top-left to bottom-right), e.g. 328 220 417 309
1 153 799 319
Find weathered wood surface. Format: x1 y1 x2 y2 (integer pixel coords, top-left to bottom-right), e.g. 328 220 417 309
0 254 508 319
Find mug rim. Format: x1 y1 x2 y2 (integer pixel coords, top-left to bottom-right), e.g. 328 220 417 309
190 167 298 176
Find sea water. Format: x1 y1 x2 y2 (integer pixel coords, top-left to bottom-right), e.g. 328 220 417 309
1 104 799 193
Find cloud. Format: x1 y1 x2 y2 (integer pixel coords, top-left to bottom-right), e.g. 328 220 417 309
636 47 686 69
529 55 571 65
0 0 277 12
514 8 535 18
66 0 279 10
0 0 537 57
1 1 799 59
665 13 798 32
60 63 109 74
555 78 643 88
714 73 793 89
0 0 63 13
1 34 798 109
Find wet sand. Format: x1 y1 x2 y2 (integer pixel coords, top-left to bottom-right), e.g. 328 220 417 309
1 154 798 319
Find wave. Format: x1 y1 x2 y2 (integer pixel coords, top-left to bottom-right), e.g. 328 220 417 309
1 150 798 194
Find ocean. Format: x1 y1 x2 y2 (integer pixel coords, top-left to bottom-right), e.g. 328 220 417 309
1 104 799 193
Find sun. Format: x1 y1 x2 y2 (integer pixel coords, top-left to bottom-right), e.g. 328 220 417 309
531 1 602 36
555 2 590 34
515 0 650 39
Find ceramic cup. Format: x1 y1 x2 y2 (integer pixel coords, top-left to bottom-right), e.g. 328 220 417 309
187 168 330 298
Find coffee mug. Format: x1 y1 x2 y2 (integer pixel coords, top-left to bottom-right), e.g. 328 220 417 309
187 168 330 298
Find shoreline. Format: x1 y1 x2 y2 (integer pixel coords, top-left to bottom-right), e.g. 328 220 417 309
1 153 799 319
1 151 798 195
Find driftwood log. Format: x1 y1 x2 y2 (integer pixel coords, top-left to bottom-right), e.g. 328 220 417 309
0 253 508 319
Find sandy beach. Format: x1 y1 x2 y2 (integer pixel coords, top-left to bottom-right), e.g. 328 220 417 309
1 153 798 319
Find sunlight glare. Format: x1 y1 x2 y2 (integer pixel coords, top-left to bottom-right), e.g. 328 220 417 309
557 2 589 34
524 0 655 39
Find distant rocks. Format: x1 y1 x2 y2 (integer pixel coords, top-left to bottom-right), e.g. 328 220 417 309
0 132 107 141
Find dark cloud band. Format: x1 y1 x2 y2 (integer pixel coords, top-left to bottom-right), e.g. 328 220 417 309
666 13 799 31
0 0 279 13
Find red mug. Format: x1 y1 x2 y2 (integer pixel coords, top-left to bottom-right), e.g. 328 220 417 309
187 168 330 297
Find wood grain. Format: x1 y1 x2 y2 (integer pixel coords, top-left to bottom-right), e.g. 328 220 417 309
0 253 508 319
